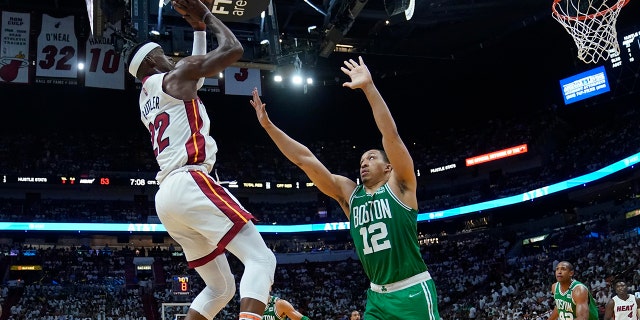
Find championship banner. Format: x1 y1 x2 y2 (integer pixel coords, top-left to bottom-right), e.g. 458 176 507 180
36 14 79 85
0 11 30 84
224 67 260 96
84 21 124 90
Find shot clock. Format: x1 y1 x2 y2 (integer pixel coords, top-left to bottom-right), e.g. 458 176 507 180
172 275 190 295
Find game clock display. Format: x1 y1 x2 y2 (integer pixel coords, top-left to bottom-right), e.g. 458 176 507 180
172 275 190 295
1 175 158 187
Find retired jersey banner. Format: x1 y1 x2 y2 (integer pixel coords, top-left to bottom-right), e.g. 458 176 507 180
224 67 260 96
36 14 79 85
84 21 124 90
199 77 221 94
0 11 31 84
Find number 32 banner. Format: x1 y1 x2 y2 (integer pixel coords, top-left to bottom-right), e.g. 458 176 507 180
36 14 78 85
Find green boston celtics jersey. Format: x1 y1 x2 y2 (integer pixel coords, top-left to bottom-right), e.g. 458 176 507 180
263 296 285 320
553 280 599 320
349 183 427 285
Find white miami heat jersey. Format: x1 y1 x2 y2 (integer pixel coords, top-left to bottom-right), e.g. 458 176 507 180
139 73 217 183
612 294 638 320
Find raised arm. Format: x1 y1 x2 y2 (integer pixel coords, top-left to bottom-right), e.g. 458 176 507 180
250 88 356 215
170 0 243 80
341 56 417 208
180 8 207 89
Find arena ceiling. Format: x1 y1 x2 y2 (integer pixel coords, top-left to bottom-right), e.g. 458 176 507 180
274 0 550 59
2 0 639 125
1 0 565 72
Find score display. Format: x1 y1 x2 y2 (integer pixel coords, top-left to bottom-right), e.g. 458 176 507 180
1 174 316 191
621 30 639 64
609 26 640 69
1 175 159 187
172 275 190 296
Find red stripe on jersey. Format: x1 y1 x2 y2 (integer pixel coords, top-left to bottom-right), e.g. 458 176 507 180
239 312 262 320
184 99 206 164
187 170 256 269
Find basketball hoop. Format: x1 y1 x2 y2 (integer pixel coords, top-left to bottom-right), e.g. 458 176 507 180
552 0 629 64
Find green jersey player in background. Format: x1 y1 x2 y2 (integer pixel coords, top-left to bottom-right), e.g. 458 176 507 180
548 261 599 320
262 295 310 320
250 56 440 320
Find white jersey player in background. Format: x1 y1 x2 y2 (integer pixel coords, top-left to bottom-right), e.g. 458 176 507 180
604 281 640 320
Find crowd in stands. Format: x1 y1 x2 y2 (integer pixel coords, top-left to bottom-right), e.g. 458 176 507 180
1 103 640 227
1 209 639 320
1 84 640 319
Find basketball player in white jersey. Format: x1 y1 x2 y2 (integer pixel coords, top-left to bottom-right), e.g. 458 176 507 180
125 0 276 320
605 281 640 320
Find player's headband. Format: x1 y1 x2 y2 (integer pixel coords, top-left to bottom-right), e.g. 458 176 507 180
128 42 161 77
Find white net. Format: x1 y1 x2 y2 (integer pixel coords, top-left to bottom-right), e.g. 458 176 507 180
552 0 629 64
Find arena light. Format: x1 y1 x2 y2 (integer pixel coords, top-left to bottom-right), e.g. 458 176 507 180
384 0 415 21
291 74 303 85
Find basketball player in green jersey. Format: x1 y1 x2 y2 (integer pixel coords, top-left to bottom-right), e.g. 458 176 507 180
262 295 310 320
548 261 599 320
250 56 440 320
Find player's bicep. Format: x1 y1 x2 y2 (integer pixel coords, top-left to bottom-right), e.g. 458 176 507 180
200 46 242 78
174 56 206 80
312 172 353 203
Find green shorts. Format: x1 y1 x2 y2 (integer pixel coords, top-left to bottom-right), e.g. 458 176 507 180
365 277 440 320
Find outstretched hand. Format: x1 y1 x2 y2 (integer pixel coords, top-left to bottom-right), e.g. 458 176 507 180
341 56 373 90
172 0 209 28
250 87 270 127
183 13 206 31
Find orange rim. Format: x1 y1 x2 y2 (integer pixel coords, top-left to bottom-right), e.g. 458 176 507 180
552 0 629 21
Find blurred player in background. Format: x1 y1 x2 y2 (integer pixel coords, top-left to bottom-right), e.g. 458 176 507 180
604 280 640 320
263 295 311 320
547 261 598 320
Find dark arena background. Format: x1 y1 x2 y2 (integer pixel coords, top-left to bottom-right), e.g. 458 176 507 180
1 0 640 319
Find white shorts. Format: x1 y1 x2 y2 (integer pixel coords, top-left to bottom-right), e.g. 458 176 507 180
155 166 255 268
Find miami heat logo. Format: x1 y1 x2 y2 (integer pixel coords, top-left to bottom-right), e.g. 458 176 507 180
0 51 28 82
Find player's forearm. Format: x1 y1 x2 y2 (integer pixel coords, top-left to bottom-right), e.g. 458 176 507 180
263 122 314 165
362 82 399 138
193 30 206 55
193 30 206 88
204 12 242 54
199 13 243 76
575 306 590 320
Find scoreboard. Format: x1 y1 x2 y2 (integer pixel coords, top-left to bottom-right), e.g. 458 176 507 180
609 26 640 69
1 174 318 191
1 174 159 188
